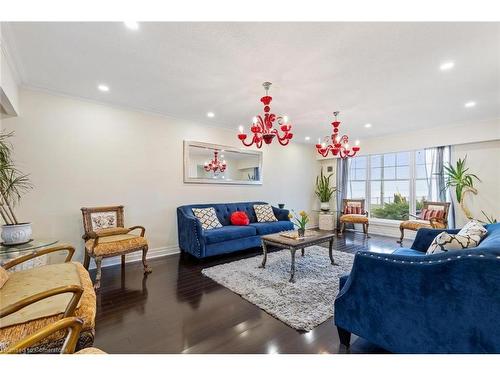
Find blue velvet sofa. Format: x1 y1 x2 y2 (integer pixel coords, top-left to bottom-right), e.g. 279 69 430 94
177 201 293 258
334 222 500 353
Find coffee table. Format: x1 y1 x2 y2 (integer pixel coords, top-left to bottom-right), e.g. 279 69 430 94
259 230 336 282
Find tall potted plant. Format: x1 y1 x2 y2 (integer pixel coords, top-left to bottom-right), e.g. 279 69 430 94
315 170 336 211
0 131 32 245
444 156 480 220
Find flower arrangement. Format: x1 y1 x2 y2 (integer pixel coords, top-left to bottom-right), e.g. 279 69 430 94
289 210 309 237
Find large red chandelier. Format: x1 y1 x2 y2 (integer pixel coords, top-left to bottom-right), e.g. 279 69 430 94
237 82 293 148
204 151 227 174
316 111 360 159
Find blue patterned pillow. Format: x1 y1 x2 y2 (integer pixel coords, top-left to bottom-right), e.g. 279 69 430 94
192 207 223 230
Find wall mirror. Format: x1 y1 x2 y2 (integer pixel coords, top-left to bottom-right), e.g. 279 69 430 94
184 141 263 185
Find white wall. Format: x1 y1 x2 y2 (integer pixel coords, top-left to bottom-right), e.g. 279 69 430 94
3 88 318 262
0 34 20 117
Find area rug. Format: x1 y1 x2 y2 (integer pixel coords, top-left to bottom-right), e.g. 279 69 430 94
201 246 354 331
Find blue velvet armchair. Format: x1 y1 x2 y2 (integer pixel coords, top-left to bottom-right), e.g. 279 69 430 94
334 223 500 353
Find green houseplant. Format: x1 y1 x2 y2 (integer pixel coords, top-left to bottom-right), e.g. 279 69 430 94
289 210 310 237
0 131 32 245
444 156 480 220
315 170 336 211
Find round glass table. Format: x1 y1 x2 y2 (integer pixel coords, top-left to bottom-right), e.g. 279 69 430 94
0 239 59 270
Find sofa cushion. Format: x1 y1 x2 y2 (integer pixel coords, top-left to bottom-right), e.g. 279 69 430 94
192 207 223 230
458 220 488 243
203 225 257 245
249 221 294 235
392 248 426 257
253 204 278 223
426 232 481 254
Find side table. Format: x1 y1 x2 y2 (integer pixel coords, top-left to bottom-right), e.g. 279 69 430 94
0 239 59 271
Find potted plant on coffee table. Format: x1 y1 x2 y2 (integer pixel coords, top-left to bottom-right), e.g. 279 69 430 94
0 131 33 245
315 170 336 211
289 210 310 238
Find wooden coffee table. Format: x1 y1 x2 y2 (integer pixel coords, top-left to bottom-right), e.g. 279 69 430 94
259 230 337 282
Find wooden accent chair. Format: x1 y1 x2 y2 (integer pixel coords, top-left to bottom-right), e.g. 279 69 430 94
2 317 105 354
339 199 369 237
0 245 96 353
398 201 451 244
81 205 151 290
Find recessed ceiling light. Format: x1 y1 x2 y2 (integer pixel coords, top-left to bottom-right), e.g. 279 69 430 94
440 61 455 71
464 101 476 108
207 112 215 118
124 21 139 30
364 123 372 128
97 84 109 92
305 136 310 141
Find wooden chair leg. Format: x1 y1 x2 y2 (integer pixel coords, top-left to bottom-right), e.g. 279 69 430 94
364 223 370 238
94 257 103 290
121 254 126 267
83 251 90 270
142 247 152 274
397 227 405 245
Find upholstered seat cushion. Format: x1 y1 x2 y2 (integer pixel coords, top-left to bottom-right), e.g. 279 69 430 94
0 262 96 351
202 226 257 245
400 219 445 231
85 234 147 256
392 248 426 256
249 221 294 235
340 214 368 224
76 347 106 354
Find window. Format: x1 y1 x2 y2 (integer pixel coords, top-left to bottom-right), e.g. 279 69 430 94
370 152 410 220
347 156 367 199
346 148 448 222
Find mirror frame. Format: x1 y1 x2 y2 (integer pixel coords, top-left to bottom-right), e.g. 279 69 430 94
183 140 263 185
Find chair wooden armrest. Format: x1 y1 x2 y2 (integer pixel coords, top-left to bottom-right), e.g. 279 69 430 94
408 213 420 220
128 225 146 237
2 317 84 354
2 244 75 270
0 285 84 320
430 217 446 228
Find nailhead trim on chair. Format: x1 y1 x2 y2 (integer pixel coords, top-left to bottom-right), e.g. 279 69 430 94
357 251 496 264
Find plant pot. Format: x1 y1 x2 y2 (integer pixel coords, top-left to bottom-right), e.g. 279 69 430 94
297 228 305 238
320 202 330 212
1 223 32 245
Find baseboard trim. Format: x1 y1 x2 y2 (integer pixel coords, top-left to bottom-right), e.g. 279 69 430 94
88 245 180 270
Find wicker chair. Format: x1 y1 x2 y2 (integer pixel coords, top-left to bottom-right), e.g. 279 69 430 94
81 205 152 290
339 199 369 237
2 317 105 354
0 245 96 353
398 201 451 244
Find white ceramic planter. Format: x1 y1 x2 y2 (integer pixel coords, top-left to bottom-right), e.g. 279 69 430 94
320 202 330 211
1 223 32 245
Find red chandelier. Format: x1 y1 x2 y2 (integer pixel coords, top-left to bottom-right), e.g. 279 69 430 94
316 111 360 159
204 151 227 174
237 82 293 148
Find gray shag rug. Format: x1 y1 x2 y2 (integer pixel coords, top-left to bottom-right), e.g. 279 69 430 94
201 246 354 331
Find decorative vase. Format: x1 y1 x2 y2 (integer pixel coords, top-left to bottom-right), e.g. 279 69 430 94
278 203 285 209
320 202 330 212
1 223 32 245
297 228 305 238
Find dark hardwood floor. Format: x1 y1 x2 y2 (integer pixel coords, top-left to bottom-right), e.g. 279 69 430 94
92 231 411 354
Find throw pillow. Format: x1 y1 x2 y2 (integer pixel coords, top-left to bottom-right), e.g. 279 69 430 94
457 220 488 243
230 211 250 226
0 266 9 289
192 207 223 230
427 232 481 254
254 204 278 223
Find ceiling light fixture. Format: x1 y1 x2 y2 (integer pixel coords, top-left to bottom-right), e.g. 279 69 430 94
204 151 227 175
305 136 310 141
237 82 293 148
207 112 215 118
124 21 139 30
316 111 360 159
440 61 455 71
97 84 109 92
364 123 372 128
464 101 476 108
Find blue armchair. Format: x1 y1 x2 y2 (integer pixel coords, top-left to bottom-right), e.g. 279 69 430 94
177 201 293 258
334 223 500 353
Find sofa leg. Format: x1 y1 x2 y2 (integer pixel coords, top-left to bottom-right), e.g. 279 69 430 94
337 326 351 348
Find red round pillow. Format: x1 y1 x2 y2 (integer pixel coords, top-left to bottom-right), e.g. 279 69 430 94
230 211 250 226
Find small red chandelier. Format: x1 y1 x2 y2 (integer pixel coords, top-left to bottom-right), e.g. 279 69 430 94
237 82 293 148
204 151 227 174
316 111 360 159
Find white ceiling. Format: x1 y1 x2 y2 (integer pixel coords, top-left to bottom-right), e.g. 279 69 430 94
2 22 500 143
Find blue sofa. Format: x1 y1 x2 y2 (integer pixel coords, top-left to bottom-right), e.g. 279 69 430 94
177 201 293 258
334 222 500 353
